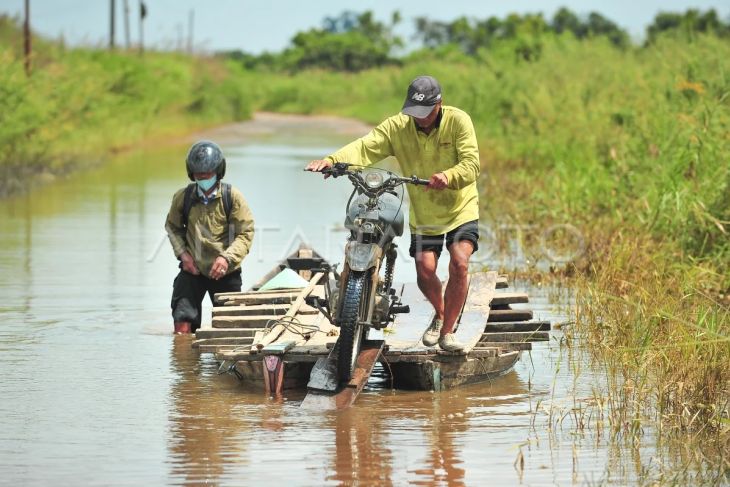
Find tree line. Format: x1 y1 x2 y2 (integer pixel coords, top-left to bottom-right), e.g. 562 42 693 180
222 7 729 72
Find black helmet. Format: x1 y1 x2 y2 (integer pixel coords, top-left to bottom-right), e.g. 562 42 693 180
185 140 226 181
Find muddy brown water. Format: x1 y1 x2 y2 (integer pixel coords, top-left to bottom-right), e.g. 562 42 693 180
0 114 709 485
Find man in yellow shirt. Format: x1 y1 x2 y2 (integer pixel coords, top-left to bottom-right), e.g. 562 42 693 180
306 76 480 352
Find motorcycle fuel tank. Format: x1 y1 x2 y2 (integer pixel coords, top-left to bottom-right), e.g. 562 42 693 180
345 192 405 237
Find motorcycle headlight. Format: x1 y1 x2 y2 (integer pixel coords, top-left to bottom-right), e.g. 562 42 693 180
364 171 384 189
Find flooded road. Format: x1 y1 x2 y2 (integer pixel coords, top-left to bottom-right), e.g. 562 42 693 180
0 114 706 485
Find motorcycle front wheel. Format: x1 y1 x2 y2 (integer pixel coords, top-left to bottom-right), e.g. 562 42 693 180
337 270 370 383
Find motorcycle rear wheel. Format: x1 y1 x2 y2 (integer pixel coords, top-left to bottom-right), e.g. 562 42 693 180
337 270 370 383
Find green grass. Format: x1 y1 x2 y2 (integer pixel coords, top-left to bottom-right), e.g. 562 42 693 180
244 34 729 446
0 16 252 195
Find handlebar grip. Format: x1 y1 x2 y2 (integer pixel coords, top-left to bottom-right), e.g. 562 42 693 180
320 162 349 177
410 176 430 186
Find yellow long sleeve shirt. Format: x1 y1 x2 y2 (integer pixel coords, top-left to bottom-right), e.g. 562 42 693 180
325 105 480 236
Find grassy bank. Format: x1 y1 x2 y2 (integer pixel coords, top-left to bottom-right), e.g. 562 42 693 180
246 34 729 447
0 16 252 196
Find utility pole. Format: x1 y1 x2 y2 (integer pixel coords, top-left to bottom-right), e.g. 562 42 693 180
176 23 183 52
24 0 31 76
187 9 194 55
109 0 116 49
139 1 146 54
123 0 130 49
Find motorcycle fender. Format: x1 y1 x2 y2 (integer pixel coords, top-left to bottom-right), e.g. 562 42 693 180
345 242 382 272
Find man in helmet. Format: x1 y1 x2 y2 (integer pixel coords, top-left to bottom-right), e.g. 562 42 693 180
305 76 480 353
165 140 255 334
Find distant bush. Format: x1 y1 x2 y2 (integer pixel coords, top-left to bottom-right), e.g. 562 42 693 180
220 11 402 72
413 9 629 60
0 16 252 181
647 8 730 43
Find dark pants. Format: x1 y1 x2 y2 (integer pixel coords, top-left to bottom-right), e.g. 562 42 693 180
171 270 242 332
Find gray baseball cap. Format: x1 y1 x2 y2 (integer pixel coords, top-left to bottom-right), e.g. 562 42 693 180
401 75 442 118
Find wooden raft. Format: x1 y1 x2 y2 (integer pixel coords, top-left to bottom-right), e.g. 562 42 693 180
194 248 341 394
203 269 551 394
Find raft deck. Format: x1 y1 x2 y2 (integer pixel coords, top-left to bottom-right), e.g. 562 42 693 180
193 247 551 397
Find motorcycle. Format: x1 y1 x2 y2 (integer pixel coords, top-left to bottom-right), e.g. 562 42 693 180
309 162 429 383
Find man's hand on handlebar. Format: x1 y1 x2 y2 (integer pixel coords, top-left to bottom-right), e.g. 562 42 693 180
426 172 448 190
305 159 333 173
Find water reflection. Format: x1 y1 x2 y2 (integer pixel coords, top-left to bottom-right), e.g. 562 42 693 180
321 371 529 486
168 335 245 485
327 404 396 485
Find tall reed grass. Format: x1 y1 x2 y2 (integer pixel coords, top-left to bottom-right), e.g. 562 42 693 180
247 34 729 444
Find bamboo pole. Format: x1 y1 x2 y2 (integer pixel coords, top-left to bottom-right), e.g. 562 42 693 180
251 272 324 352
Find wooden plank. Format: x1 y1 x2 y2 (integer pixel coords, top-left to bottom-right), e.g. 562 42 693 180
192 337 254 349
435 348 500 360
483 320 551 333
198 344 248 354
212 303 317 317
490 292 529 306
487 309 533 322
212 304 288 316
306 356 339 391
195 328 260 339
212 315 280 328
261 340 297 355
215 349 256 361
399 354 430 363
215 287 305 300
300 340 384 410
287 344 331 355
222 292 301 306
453 271 498 354
307 345 331 355
479 341 533 351
251 272 325 352
391 282 435 334
479 331 549 342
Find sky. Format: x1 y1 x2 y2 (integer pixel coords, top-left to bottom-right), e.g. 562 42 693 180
1 0 729 53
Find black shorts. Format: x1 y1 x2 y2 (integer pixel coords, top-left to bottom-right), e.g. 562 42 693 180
409 220 480 259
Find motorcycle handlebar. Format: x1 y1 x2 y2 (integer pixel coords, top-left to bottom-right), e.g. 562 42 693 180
403 175 430 186
318 163 430 187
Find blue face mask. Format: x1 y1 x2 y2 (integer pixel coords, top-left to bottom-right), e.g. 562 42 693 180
196 175 217 192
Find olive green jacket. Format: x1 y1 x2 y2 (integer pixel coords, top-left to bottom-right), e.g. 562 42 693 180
325 105 480 235
165 184 255 278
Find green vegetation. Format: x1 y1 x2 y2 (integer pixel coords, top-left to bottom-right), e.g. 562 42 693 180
221 11 403 72
0 15 251 195
1 6 727 458
238 11 729 453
